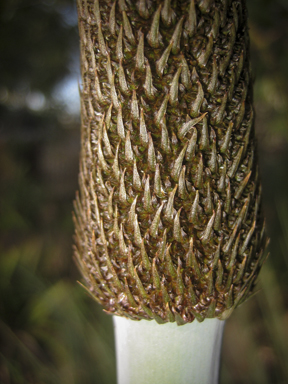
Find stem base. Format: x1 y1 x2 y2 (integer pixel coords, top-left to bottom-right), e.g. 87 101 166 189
113 316 225 384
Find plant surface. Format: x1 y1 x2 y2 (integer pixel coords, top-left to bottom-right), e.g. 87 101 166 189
74 0 268 325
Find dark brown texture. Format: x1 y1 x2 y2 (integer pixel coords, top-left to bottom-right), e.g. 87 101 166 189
74 0 268 324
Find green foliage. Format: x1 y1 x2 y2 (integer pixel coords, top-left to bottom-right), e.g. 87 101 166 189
0 225 116 384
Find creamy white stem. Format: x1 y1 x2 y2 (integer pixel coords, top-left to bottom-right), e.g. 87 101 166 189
113 316 225 384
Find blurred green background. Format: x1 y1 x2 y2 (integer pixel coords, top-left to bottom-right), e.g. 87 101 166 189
0 1 287 383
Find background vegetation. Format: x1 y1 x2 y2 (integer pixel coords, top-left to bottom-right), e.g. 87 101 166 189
0 0 287 383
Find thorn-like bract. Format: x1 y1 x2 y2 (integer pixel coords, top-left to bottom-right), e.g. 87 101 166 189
122 11 135 45
169 66 182 105
155 94 169 126
189 190 199 224
147 5 162 48
150 202 164 238
171 142 188 181
117 105 125 140
164 185 177 222
171 16 184 54
186 0 197 37
109 1 116 34
190 81 204 117
136 32 145 71
156 41 173 77
179 113 206 140
144 60 157 98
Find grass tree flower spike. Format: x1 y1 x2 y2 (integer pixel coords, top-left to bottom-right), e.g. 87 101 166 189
74 0 268 381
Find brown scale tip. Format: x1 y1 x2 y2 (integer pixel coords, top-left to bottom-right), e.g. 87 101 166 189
74 0 268 325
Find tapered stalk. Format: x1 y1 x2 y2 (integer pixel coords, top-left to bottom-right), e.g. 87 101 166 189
113 316 225 384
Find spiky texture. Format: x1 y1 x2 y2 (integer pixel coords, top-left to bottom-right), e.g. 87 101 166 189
74 0 268 325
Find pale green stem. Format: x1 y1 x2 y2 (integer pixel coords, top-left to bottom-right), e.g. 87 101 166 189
113 316 225 384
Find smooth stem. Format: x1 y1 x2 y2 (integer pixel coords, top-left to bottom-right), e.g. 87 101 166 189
113 316 225 384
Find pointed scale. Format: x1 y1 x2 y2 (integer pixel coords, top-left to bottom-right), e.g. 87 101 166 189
100 220 122 290
131 90 139 121
143 175 152 211
189 190 200 224
118 60 130 95
110 74 120 108
133 160 142 191
112 141 121 182
164 185 177 222
109 1 116 35
171 16 184 55
208 138 218 174
156 41 173 77
161 121 171 153
186 0 197 37
117 105 126 140
122 11 135 45
144 60 157 98
228 146 244 178
125 278 137 307
199 116 209 151
186 238 201 278
185 128 197 162
178 113 207 140
116 26 124 61
169 66 182 106
178 166 189 199
155 94 169 126
171 142 188 181
176 258 185 295
154 164 165 197
165 244 177 278
141 238 151 270
207 56 218 94
152 258 161 290
125 130 134 163
119 168 127 204
227 233 241 270
199 0 212 13
198 33 214 67
98 22 107 56
102 123 113 157
239 221 256 256
220 121 233 154
180 55 192 89
200 211 215 244
204 182 213 214
212 93 227 125
161 0 175 27
136 31 145 71
148 133 156 171
190 81 204 117
128 196 138 228
134 214 142 247
139 108 149 147
97 141 109 173
138 0 150 19
195 154 204 189
157 228 167 262
150 202 164 238
147 5 162 48
235 171 251 199
173 208 185 243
